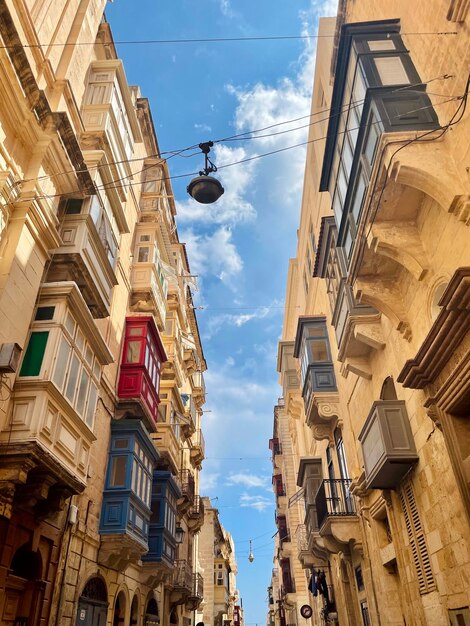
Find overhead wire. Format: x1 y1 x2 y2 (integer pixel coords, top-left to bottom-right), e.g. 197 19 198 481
0 31 458 51
10 79 459 205
13 74 454 195
349 72 470 287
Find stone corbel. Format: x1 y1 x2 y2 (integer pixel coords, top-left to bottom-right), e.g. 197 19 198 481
287 395 303 420
340 357 372 380
368 221 429 282
355 277 412 341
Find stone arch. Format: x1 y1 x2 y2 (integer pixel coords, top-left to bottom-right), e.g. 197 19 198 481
129 594 140 626
10 543 42 580
76 577 108 626
144 595 160 626
380 377 398 401
113 590 127 626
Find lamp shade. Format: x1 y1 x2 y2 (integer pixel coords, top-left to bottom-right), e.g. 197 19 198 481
187 175 224 204
175 526 185 544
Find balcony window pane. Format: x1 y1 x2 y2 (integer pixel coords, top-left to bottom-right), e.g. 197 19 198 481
35 306 55 321
332 189 342 227
85 383 98 427
352 175 366 225
129 326 145 336
138 247 150 262
368 40 395 51
337 164 348 206
114 438 129 449
310 339 329 362
19 331 49 377
52 336 71 388
126 340 142 363
65 354 80 403
344 225 353 258
110 456 127 487
307 326 325 338
76 369 90 416
374 56 409 86
364 117 380 165
64 313 76 337
140 234 151 242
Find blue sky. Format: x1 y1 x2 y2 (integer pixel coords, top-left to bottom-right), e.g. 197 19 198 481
106 0 336 623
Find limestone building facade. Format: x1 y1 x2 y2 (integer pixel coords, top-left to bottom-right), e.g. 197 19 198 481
198 498 240 626
0 3 208 626
270 3 470 626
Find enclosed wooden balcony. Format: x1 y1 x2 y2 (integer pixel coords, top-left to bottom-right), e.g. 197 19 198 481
269 438 282 468
131 263 167 331
117 316 166 431
295 524 316 568
151 423 180 474
0 283 113 517
359 400 418 489
181 393 197 438
48 212 118 318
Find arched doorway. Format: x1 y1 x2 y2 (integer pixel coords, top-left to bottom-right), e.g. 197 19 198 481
144 598 159 626
129 595 139 626
75 577 108 626
113 591 126 626
3 543 44 626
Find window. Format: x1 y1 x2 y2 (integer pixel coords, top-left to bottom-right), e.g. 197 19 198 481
19 332 49 377
35 306 55 321
374 56 409 86
51 313 101 427
360 601 371 626
303 270 309 295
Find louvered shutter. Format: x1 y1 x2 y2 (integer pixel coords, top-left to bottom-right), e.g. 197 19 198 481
400 481 436 594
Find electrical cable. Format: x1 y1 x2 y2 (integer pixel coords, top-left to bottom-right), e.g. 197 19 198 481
13 74 453 194
11 86 460 205
0 31 458 51
349 72 469 287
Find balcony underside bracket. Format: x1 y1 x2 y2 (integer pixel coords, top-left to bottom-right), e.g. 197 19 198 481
340 357 372 380
355 277 412 341
368 221 429 282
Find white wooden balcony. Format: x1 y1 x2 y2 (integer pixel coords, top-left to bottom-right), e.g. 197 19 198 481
131 262 167 330
49 214 117 318
151 423 180 474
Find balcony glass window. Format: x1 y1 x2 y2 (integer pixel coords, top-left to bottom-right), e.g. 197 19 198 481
100 420 158 543
19 331 49 377
319 21 439 264
144 471 180 564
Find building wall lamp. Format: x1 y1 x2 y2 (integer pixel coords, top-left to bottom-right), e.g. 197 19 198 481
187 142 224 204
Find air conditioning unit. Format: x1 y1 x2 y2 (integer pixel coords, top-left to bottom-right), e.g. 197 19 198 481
0 343 22 373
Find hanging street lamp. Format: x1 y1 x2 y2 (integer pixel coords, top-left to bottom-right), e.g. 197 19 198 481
187 141 224 204
248 539 254 563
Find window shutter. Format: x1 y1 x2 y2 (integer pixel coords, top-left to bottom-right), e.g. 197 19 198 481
400 481 435 594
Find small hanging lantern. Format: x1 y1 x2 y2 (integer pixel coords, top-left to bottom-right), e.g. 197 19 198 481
248 540 254 563
187 141 224 204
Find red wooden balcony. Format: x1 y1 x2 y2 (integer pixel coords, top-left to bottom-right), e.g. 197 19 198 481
117 316 166 431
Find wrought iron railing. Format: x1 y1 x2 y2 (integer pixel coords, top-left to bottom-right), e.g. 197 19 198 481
191 572 204 599
315 479 356 529
188 495 205 519
179 469 195 501
172 559 193 590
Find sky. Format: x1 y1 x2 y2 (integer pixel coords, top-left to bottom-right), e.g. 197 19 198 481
106 1 337 623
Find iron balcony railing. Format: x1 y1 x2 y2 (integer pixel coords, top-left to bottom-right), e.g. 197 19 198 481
194 429 205 456
179 469 195 501
172 559 193 590
315 479 356 529
189 495 205 519
192 572 204 599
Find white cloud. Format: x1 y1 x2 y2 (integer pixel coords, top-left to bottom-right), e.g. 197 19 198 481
200 471 220 492
202 299 283 340
194 123 212 132
240 493 272 512
226 472 269 489
181 226 243 284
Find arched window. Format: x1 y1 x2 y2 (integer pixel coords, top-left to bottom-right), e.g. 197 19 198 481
81 577 108 603
145 598 159 626
130 595 139 626
10 544 42 581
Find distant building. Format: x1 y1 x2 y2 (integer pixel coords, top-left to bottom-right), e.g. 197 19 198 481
270 3 470 626
0 3 209 626
198 498 241 626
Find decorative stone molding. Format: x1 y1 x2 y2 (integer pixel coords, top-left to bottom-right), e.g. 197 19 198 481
305 391 340 426
287 395 303 421
398 268 470 388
